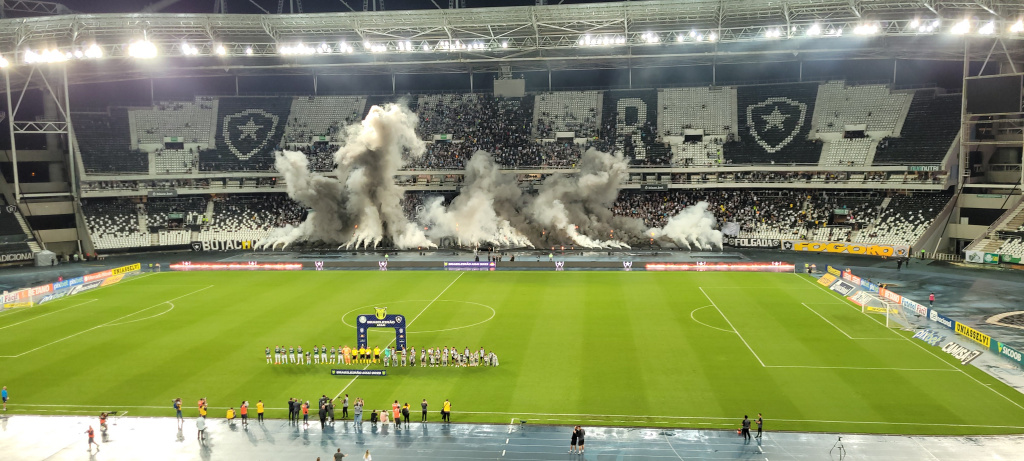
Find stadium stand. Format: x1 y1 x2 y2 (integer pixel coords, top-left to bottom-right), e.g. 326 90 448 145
153 148 198 174
658 86 737 136
603 90 659 161
145 197 207 230
819 138 877 166
200 97 291 172
812 82 911 135
81 198 149 250
197 194 304 243
74 109 148 173
854 191 953 247
129 98 216 145
998 238 1024 258
872 90 960 165
725 83 822 165
284 96 365 144
416 93 482 139
534 91 602 138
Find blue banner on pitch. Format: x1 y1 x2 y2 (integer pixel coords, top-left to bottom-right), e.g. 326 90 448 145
331 369 387 376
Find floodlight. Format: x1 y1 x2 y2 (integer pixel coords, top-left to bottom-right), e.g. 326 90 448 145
676 34 684 43
707 32 717 42
909 19 919 28
501 41 508 48
73 50 83 58
951 19 970 35
215 45 227 56
807 24 821 36
25 49 69 64
0 56 9 68
853 24 879 35
245 47 253 55
1012 20 1024 33
978 22 995 35
85 44 103 59
128 40 158 59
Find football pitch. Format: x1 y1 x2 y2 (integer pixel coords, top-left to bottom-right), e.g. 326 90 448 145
2 269 1024 436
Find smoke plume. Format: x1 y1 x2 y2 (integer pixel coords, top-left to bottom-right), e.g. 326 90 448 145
261 102 723 251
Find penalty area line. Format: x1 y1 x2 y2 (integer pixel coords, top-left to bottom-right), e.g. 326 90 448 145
333 272 465 401
0 285 213 359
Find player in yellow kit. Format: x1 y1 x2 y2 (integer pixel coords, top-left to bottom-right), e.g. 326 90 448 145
373 346 381 363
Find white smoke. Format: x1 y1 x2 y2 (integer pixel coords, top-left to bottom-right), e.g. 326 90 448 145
258 103 435 250
261 103 722 251
648 201 724 250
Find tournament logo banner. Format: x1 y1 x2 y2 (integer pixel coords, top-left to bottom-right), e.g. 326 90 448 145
782 240 909 257
726 238 781 249
443 261 496 271
331 369 386 376
355 307 406 351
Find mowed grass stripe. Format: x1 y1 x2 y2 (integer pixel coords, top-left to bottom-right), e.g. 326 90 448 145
4 270 1024 435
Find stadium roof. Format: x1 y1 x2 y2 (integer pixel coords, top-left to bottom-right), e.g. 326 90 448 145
0 0 1022 86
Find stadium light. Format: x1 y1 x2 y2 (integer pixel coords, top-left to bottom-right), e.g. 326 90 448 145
951 19 970 35
24 48 70 64
245 47 253 55
707 32 717 42
910 19 920 28
806 24 821 36
978 22 995 35
339 41 354 53
764 29 782 39
1012 20 1024 33
215 45 227 56
853 23 879 35
128 40 158 59
642 32 660 44
84 44 103 59
280 43 316 55
0 56 8 68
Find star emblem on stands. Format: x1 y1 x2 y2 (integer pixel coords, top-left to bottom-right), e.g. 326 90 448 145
238 118 264 140
762 107 789 131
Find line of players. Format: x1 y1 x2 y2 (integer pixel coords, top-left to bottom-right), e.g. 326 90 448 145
266 345 498 367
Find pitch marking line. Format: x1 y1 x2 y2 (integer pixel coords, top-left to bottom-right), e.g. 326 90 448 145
799 302 899 340
333 272 465 400
0 285 213 359
794 273 1024 412
0 299 98 331
14 404 1024 430
0 272 158 320
689 305 734 334
698 286 766 367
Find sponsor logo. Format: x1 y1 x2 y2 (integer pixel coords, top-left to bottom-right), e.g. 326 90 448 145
314 261 324 271
955 322 991 349
878 287 902 304
929 310 955 330
728 238 781 249
786 240 906 257
443 261 496 271
374 307 387 320
901 298 928 316
817 274 838 286
100 274 124 287
222 109 281 160
4 205 15 213
112 263 141 275
623 261 633 271
746 97 807 154
826 265 841 277
998 343 1023 363
2 301 33 308
0 252 33 262
941 342 983 365
830 281 855 296
192 240 254 251
554 261 564 271
37 291 67 304
28 284 52 296
84 270 113 282
866 306 900 314
378 261 388 271
912 330 946 347
70 280 104 295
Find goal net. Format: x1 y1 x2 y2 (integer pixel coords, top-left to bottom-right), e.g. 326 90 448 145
860 296 912 330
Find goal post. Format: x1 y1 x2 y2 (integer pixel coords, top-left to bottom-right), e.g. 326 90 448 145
861 298 912 330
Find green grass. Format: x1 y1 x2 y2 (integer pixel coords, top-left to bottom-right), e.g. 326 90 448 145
2 270 1024 435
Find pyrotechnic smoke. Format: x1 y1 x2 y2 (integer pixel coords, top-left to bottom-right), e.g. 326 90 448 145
259 103 434 249
261 103 723 251
647 201 724 250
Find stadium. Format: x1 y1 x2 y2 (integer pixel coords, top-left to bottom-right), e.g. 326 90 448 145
1 0 1023 459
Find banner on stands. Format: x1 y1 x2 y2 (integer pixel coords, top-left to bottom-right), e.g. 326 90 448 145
826 265 842 277
0 251 33 263
726 238 781 249
995 342 1024 368
443 261 496 271
191 240 254 251
817 274 837 286
830 280 856 296
878 287 902 304
782 240 909 257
